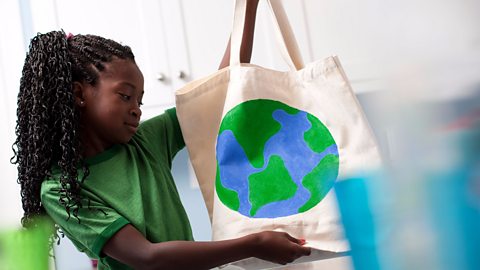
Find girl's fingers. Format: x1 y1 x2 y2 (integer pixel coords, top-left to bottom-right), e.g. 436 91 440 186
284 233 306 245
284 233 311 257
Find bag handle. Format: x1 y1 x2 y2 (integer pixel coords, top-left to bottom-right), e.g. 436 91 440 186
230 0 305 70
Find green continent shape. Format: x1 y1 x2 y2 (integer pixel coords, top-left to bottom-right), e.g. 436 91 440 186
219 100 298 168
299 154 339 213
248 155 297 216
304 114 336 153
215 162 240 211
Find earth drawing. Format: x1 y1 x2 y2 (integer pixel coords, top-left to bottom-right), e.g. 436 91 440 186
215 99 339 218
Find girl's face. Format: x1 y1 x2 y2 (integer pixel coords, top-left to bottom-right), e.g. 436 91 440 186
77 58 144 156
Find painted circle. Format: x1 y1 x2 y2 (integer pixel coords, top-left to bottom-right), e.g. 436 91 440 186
215 99 339 218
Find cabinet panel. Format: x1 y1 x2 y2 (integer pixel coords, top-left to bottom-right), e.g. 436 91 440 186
179 0 233 78
301 0 387 92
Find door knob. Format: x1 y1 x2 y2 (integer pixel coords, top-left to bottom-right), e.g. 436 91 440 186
156 73 166 81
177 70 187 80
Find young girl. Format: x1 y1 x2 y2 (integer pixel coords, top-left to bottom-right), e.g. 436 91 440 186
12 1 311 269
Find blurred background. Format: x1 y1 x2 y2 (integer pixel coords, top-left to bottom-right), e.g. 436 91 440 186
1 0 479 269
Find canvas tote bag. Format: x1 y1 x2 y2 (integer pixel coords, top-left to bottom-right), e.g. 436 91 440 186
175 0 382 268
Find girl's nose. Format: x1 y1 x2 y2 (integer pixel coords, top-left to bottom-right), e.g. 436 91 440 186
130 106 142 119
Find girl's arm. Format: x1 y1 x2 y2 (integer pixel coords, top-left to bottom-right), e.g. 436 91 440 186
103 224 310 270
218 0 259 69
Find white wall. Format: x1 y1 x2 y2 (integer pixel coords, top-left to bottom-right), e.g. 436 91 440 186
0 0 27 229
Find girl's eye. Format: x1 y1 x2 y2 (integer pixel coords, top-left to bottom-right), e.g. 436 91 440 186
119 94 131 101
119 93 142 107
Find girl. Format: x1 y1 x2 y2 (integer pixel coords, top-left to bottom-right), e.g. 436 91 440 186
12 0 311 269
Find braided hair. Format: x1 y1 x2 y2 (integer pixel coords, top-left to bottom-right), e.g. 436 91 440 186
12 30 135 228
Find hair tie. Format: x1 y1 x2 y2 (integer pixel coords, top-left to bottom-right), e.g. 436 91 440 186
66 32 74 40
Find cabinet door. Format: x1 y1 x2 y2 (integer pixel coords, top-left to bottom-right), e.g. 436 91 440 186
173 0 233 80
141 0 234 119
29 0 174 112
301 0 385 93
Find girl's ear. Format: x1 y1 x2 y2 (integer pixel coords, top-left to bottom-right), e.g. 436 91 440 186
73 81 86 107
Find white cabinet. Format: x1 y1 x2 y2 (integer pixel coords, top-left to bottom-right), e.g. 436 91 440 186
28 0 384 117
299 0 386 93
28 0 233 120
251 0 386 93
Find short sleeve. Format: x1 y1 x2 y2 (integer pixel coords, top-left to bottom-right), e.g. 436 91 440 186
134 107 185 164
165 108 185 149
41 180 130 258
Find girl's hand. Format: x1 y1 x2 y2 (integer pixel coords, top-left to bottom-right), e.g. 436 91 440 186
248 231 312 265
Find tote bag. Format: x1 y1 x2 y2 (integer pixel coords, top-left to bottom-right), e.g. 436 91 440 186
175 0 382 268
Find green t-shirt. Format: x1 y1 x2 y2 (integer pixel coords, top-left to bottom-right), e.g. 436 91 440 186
41 108 193 269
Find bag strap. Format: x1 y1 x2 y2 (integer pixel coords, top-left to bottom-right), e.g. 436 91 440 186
266 0 305 70
230 0 305 70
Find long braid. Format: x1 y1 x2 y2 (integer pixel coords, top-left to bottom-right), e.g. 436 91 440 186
12 30 135 228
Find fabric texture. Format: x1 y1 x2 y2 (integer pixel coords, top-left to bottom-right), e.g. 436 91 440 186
41 108 193 270
175 0 382 268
